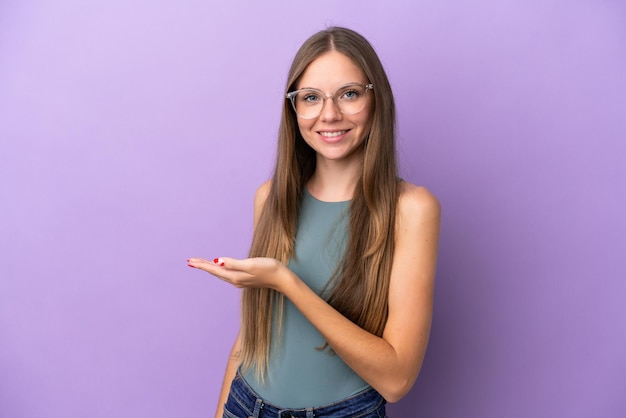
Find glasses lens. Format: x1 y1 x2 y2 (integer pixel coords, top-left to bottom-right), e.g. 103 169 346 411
292 89 324 119
335 85 368 115
291 84 369 119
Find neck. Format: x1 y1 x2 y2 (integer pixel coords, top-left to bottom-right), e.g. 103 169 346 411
307 153 362 202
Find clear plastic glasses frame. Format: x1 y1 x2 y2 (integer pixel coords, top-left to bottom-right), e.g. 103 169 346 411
286 83 374 119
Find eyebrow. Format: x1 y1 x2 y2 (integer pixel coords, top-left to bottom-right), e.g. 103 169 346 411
295 82 367 91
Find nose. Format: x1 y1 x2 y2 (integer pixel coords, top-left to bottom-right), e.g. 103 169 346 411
318 95 342 121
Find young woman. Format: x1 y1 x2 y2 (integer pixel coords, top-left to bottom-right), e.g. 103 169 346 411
188 26 440 418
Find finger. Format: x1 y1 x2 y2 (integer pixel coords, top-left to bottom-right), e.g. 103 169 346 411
187 258 213 271
207 257 224 267
187 257 224 268
208 257 252 271
186 257 259 288
218 257 255 272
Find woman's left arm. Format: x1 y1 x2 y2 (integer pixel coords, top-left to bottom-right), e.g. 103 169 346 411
189 183 440 403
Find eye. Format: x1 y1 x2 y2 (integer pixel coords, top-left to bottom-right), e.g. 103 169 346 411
299 91 322 104
339 88 361 101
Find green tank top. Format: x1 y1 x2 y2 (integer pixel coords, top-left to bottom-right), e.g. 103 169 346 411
242 188 370 408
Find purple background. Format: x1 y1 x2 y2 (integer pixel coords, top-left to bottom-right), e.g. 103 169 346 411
1 1 625 417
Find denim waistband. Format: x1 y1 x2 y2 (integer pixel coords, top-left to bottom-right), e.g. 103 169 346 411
225 369 386 417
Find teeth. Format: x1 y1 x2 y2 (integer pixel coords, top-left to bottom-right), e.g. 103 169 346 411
320 130 347 138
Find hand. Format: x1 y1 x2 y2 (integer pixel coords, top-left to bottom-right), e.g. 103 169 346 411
187 256 291 291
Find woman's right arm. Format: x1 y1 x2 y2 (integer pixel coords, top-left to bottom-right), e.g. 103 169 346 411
214 180 271 417
214 331 242 418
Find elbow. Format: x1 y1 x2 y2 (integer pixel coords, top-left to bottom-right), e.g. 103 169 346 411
382 393 404 404
381 390 408 404
379 377 415 404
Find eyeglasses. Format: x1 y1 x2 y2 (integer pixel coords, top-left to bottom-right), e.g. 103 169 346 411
286 83 374 119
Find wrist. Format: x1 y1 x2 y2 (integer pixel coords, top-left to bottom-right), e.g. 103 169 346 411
277 266 298 295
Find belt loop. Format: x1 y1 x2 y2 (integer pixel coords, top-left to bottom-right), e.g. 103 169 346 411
252 398 263 418
306 408 314 418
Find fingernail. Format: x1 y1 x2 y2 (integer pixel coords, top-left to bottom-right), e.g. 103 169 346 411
187 264 195 268
213 258 219 263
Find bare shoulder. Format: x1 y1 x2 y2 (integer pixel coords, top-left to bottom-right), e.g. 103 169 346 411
254 180 272 208
253 180 272 226
397 181 441 225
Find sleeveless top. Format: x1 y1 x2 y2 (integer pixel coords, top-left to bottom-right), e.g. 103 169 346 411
242 189 370 408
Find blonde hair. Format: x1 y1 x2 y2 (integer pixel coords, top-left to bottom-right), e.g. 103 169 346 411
240 27 398 379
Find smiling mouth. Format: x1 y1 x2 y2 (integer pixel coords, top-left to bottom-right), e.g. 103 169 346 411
319 130 348 138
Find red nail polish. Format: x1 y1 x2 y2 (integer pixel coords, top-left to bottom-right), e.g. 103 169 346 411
220 262 225 267
213 258 219 263
188 264 195 268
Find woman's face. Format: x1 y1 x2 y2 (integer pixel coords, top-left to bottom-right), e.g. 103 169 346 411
295 51 372 164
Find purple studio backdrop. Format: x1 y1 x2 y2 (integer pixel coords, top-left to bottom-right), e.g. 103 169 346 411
1 1 625 417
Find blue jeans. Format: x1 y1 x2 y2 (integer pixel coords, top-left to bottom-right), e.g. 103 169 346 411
223 370 387 417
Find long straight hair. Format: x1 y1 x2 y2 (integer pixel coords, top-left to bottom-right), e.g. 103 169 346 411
239 27 398 379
